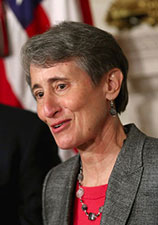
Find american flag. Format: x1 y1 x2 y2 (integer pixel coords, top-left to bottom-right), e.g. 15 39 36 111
0 0 93 111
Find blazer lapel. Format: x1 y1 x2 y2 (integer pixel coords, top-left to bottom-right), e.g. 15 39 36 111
43 155 80 225
60 155 80 225
101 124 146 225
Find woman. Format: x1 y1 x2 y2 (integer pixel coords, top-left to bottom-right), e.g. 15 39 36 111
21 21 158 225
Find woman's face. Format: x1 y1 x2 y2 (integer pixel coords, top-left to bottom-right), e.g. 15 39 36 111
30 60 109 150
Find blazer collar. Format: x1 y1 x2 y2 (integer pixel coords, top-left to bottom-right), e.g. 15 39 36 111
100 124 146 225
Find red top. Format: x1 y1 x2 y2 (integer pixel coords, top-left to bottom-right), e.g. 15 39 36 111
73 181 108 225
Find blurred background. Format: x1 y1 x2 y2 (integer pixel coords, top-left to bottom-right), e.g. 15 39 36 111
0 0 158 138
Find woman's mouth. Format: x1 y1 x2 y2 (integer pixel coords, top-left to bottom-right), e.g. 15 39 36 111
51 119 71 133
54 122 64 128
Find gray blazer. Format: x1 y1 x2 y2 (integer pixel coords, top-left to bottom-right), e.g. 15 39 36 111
43 124 158 225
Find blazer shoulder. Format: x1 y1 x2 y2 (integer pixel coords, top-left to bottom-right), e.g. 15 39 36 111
46 154 79 179
43 155 79 189
145 135 158 145
143 135 158 165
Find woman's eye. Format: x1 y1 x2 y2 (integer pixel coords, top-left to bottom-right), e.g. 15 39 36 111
34 91 44 100
57 83 66 90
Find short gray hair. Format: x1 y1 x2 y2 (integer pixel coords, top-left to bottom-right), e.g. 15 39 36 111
21 21 128 113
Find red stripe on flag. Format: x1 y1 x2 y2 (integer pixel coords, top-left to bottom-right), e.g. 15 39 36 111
79 0 93 25
0 59 23 108
0 0 9 56
26 4 50 38
0 17 9 56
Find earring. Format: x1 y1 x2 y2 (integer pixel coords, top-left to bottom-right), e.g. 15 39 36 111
110 100 117 117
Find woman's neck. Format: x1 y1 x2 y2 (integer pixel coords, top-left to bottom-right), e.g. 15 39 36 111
78 117 126 187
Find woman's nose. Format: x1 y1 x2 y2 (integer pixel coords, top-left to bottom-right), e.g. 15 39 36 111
42 94 61 118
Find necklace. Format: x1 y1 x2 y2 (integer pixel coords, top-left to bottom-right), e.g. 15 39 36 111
76 165 104 221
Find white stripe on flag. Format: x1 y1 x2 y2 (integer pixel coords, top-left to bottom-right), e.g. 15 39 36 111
42 0 82 25
4 4 36 111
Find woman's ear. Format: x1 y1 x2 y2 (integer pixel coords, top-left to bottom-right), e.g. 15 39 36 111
103 68 123 100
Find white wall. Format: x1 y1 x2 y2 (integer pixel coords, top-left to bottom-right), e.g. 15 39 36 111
89 0 158 137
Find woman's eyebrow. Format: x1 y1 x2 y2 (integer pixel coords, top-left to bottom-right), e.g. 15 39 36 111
31 77 69 92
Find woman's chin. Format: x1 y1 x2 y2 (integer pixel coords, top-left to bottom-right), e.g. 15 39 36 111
56 139 75 150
